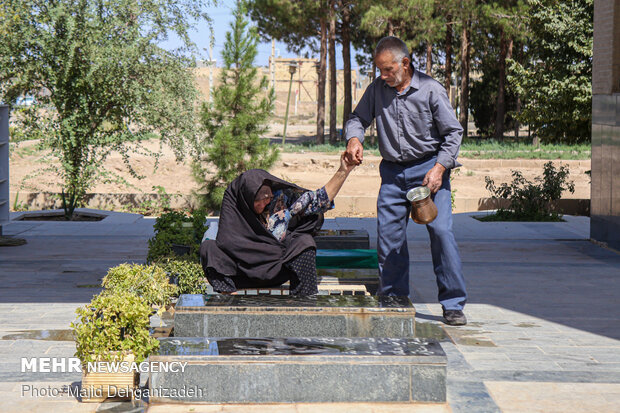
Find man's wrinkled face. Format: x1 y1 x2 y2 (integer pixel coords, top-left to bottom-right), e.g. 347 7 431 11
253 185 273 215
375 51 409 89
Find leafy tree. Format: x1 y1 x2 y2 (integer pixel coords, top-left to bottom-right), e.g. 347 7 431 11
469 5 524 140
194 0 277 211
476 0 529 141
508 0 592 143
0 0 209 219
358 0 445 74
248 0 333 144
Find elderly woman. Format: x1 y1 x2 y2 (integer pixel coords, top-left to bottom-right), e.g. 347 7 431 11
200 154 356 296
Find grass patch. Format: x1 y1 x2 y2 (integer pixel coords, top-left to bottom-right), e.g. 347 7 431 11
281 140 382 156
460 139 590 160
475 211 565 222
280 137 590 160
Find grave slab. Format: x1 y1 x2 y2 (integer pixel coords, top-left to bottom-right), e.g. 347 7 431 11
149 337 447 403
316 249 378 268
174 294 415 338
314 229 370 249
202 276 371 296
317 268 380 294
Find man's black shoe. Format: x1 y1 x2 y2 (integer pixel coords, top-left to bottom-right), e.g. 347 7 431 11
443 309 467 326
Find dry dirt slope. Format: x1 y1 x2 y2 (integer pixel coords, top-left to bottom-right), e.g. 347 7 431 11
9 139 590 216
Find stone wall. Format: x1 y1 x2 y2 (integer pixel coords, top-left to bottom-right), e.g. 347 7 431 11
194 58 369 118
591 0 620 249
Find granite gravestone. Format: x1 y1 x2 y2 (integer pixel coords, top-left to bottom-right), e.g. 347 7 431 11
174 294 416 338
150 336 447 403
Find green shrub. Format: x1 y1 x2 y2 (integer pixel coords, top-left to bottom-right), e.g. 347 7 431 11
483 161 575 221
71 291 159 364
155 259 207 295
102 263 177 308
147 210 207 263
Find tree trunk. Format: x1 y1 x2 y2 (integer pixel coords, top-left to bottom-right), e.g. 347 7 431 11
426 43 432 75
369 61 377 146
341 2 352 134
494 29 508 141
328 4 337 144
316 17 327 144
388 20 394 36
458 22 470 135
514 42 522 141
444 16 452 94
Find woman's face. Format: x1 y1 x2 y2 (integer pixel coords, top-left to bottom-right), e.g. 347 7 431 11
253 185 273 214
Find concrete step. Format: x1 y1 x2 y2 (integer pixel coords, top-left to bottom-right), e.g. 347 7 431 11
149 337 447 403
314 229 370 249
174 294 415 338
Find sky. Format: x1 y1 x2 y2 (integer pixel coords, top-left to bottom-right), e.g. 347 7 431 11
160 0 363 70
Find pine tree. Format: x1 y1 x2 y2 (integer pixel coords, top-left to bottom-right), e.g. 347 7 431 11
194 0 277 211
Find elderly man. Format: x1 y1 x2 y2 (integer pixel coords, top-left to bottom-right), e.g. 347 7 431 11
344 36 467 326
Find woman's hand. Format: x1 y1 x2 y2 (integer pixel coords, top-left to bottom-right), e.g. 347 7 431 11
325 153 356 202
339 151 357 174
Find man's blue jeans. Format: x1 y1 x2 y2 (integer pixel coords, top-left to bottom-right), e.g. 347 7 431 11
377 156 467 311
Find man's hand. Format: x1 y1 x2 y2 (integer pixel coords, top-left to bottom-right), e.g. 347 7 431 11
422 163 446 194
339 152 357 174
344 137 364 165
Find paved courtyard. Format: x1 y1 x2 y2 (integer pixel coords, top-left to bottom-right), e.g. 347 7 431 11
0 210 619 412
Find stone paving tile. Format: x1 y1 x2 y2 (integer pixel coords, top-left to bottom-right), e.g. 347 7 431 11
505 351 597 363
44 345 77 356
445 380 500 413
457 346 546 356
460 353 511 362
1 387 98 412
2 214 619 411
588 351 620 363
556 362 620 371
454 369 620 384
469 360 564 371
146 402 452 413
0 381 19 391
0 341 15 351
0 341 53 354
484 381 620 413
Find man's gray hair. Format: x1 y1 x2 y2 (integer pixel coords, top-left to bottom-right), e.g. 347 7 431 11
375 36 410 62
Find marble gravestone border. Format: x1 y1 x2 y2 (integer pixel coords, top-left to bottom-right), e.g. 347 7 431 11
150 337 447 403
174 295 416 338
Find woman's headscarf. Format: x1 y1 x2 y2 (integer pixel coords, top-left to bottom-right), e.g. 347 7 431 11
201 169 323 281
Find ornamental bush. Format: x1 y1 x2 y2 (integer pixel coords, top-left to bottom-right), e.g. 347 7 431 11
71 290 159 364
483 161 575 221
101 263 177 309
155 259 207 295
147 210 207 263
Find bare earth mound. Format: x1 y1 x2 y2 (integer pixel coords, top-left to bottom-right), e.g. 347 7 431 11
9 138 590 217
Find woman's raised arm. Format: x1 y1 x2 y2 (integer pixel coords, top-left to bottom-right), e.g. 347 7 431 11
324 152 357 202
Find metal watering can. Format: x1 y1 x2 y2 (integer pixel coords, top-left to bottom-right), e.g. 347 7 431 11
406 186 438 225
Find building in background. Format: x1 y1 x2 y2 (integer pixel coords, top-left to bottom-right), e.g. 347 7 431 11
194 58 367 119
